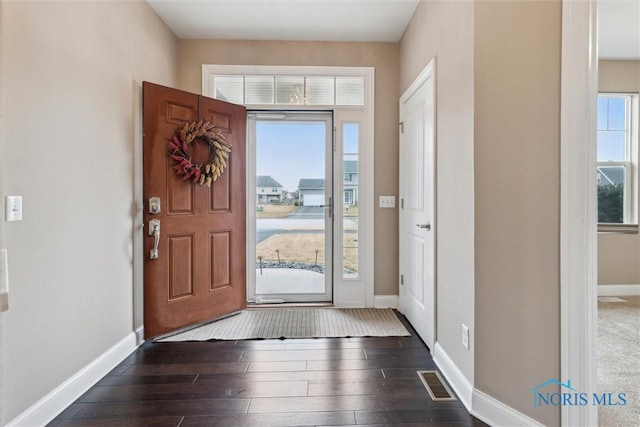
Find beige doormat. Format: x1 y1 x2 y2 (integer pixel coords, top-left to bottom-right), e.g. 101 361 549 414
156 308 410 342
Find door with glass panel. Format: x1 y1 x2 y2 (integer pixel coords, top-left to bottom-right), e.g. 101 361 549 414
248 112 333 303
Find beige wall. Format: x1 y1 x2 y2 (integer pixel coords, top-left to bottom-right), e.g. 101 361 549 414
399 0 476 381
473 1 562 425
598 60 640 285
0 1 177 421
178 40 400 296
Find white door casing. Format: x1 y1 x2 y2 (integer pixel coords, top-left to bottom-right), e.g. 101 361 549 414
399 60 436 350
560 0 598 426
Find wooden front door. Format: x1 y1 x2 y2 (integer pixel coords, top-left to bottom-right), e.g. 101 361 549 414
142 82 246 338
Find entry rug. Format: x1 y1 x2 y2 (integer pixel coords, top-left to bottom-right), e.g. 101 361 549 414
156 308 410 342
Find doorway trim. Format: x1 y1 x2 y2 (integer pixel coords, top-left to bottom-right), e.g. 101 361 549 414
560 0 598 426
202 65 375 307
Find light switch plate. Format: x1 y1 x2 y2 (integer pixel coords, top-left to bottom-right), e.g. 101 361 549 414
379 196 396 208
6 196 22 222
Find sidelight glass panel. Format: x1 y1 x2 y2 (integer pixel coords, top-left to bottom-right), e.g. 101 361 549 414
343 122 359 278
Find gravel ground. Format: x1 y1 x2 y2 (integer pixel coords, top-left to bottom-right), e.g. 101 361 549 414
256 260 325 274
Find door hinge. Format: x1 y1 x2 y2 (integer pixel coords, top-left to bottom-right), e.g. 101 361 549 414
333 126 337 151
398 121 404 134
400 274 404 285
401 198 404 209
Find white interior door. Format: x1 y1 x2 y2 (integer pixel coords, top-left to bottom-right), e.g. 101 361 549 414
399 61 436 350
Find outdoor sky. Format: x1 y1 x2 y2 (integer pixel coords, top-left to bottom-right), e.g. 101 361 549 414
256 120 359 192
597 95 628 162
256 97 623 191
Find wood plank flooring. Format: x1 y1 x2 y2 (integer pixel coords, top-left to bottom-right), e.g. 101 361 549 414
49 312 486 426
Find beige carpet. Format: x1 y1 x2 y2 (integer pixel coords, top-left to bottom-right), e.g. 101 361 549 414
598 296 640 427
156 308 410 342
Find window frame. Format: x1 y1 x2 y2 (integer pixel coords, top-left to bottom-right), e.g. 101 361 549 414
344 189 353 205
596 92 639 232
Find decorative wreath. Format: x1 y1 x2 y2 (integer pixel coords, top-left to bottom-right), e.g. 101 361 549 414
169 120 231 187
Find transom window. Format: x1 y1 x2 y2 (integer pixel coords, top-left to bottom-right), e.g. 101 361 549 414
210 75 365 107
596 93 638 226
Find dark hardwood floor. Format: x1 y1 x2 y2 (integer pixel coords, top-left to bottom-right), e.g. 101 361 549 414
49 312 486 426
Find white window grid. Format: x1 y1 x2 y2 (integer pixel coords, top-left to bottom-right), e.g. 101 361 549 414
209 74 366 107
597 93 637 225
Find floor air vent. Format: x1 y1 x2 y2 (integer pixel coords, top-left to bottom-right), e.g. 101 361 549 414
417 370 456 401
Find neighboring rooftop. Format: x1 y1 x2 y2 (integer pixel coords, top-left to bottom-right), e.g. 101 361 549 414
598 167 624 186
298 179 325 190
257 175 283 188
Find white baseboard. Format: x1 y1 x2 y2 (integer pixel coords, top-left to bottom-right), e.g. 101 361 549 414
7 331 139 427
374 294 398 308
433 342 473 411
597 284 640 296
432 343 546 426
135 325 145 345
472 388 543 427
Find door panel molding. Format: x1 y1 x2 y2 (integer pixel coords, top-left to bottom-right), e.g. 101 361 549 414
167 234 195 300
210 231 231 289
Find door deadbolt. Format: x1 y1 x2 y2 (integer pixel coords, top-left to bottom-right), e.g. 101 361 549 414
149 197 161 215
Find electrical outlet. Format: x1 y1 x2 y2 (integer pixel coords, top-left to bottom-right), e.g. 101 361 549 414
461 324 469 349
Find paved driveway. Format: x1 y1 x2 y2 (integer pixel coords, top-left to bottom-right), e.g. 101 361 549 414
295 206 325 214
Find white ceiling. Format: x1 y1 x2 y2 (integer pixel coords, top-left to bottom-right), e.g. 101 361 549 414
598 0 640 59
147 0 639 59
146 0 421 42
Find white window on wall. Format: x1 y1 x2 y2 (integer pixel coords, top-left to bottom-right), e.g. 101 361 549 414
207 74 365 107
596 93 638 227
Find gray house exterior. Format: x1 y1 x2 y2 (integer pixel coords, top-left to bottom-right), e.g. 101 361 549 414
297 161 358 207
343 160 358 206
298 178 325 206
257 175 283 203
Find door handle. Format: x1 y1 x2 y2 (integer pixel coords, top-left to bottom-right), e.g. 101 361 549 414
149 219 160 260
416 222 431 231
319 196 333 218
